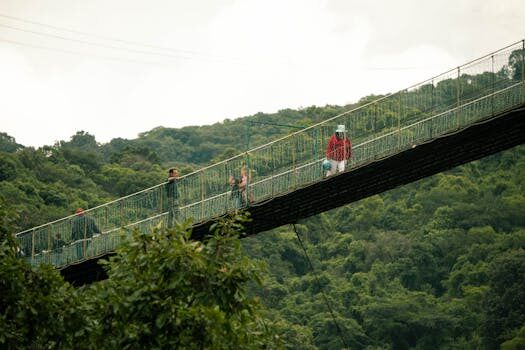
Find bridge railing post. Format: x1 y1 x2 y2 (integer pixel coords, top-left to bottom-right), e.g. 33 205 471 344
291 136 298 189
491 54 495 116
430 80 435 139
522 39 525 99
49 225 55 266
31 228 35 264
397 90 402 150
159 184 164 217
200 170 205 221
271 145 275 197
246 151 251 207
456 66 461 130
105 206 109 231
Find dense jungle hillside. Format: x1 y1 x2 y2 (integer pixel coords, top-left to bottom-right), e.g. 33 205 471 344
2 120 525 349
1 53 525 347
242 144 525 349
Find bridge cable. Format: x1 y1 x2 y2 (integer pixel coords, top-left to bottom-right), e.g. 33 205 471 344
291 223 350 349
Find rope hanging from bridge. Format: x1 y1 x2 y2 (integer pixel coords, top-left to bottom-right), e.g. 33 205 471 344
292 223 352 349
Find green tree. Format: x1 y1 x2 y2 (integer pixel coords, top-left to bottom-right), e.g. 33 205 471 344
80 215 280 349
482 249 525 349
2 212 281 349
0 153 19 181
501 324 525 350
0 233 84 349
62 131 99 153
508 48 524 81
0 132 24 153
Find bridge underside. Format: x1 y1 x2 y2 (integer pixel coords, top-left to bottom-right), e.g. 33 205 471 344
62 104 525 285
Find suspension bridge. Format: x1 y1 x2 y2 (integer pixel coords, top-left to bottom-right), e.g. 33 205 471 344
15 40 525 285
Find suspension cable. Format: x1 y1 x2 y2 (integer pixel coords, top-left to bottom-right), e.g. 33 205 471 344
291 223 350 349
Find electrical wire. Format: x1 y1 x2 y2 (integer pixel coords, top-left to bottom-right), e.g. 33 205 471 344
0 37 168 66
0 12 221 58
0 13 284 67
0 22 218 62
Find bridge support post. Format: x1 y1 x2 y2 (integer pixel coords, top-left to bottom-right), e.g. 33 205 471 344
522 40 524 99
456 66 461 130
491 55 495 117
31 228 35 264
397 91 402 150
430 80 435 139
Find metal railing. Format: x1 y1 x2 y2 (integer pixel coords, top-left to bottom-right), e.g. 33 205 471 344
15 40 525 268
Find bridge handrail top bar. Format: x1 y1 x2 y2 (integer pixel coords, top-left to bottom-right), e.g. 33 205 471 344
152 39 525 177
358 82 524 147
15 181 167 236
179 159 328 207
14 39 524 237
455 39 525 71
193 82 525 207
102 212 167 235
186 82 525 210
219 39 525 155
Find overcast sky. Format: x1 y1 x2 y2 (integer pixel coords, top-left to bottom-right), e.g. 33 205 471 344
0 0 523 148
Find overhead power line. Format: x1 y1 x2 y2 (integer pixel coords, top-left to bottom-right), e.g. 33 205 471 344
0 37 168 66
0 12 281 67
0 12 218 58
0 12 436 72
0 12 291 68
0 22 221 63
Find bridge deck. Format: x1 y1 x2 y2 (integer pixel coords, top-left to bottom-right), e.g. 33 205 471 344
61 104 525 285
15 40 524 285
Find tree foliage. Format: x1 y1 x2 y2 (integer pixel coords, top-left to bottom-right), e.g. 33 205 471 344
0 232 83 349
2 51 525 348
0 214 280 349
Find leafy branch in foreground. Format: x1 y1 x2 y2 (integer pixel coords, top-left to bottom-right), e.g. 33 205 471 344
1 212 280 349
81 213 280 349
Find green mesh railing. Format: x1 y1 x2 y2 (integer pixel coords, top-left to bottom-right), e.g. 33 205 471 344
15 40 525 268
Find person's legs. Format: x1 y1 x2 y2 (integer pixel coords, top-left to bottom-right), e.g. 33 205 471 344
336 160 347 173
173 205 180 224
74 240 83 261
235 195 242 209
239 191 247 207
167 208 173 227
84 240 90 258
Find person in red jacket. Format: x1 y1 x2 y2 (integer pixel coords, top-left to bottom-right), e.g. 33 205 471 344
325 124 352 176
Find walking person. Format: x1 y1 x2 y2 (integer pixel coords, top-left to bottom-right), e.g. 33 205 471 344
166 168 180 227
52 233 66 265
239 166 253 204
325 125 352 176
229 175 244 209
71 208 100 260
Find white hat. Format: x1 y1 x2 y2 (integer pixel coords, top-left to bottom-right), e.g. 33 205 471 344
336 125 346 133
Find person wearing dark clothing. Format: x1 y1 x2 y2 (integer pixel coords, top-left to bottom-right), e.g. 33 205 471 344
71 208 100 240
229 175 244 209
71 208 100 260
52 233 66 265
52 234 66 253
166 168 180 227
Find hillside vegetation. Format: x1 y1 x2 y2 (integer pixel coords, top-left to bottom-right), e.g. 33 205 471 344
1 53 525 348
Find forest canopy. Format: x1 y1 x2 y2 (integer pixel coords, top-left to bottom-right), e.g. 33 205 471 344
1 48 525 349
